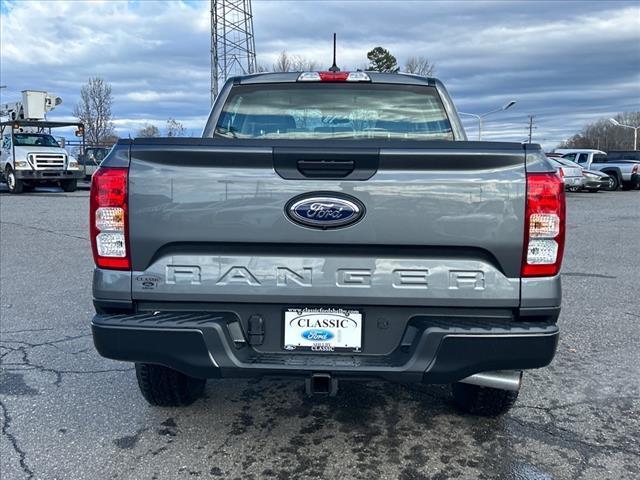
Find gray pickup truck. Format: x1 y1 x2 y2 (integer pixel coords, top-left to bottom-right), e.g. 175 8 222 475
91 71 565 415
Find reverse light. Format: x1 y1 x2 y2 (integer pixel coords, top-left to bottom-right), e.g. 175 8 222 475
297 72 322 81
90 167 130 270
522 172 566 277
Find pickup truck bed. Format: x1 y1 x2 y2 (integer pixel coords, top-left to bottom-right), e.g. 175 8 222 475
90 72 564 414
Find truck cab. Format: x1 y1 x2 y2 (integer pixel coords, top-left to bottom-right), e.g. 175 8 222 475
1 128 83 193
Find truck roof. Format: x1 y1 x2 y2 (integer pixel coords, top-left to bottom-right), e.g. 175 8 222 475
233 71 438 87
554 148 606 155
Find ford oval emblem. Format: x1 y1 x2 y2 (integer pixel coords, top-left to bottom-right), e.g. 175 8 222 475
302 329 335 341
286 193 365 229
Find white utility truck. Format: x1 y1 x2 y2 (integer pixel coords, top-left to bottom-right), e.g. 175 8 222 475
1 90 85 193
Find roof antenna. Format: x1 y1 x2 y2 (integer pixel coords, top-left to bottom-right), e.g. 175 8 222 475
328 33 340 72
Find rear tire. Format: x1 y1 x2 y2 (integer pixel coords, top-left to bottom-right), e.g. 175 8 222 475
135 363 206 407
60 179 77 192
451 382 519 416
5 167 23 194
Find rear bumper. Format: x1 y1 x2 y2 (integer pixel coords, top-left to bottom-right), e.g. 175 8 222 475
92 309 559 384
624 173 640 187
14 169 83 181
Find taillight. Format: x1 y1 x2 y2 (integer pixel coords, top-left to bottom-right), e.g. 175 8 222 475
633 164 638 174
90 167 130 270
522 172 566 277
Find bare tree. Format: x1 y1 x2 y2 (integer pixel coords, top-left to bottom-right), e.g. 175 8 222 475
271 50 321 72
404 56 436 76
559 112 640 150
272 51 292 72
291 55 321 71
137 124 160 138
73 77 115 145
166 118 186 137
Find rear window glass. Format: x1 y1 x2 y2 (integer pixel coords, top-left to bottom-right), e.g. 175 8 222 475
13 134 60 147
214 83 454 141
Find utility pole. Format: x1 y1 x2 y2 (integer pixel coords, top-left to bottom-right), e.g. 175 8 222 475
211 0 257 104
527 115 535 144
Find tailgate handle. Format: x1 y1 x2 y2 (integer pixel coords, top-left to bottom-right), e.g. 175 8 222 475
297 159 355 178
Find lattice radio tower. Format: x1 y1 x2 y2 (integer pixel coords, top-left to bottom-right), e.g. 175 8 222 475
211 0 257 103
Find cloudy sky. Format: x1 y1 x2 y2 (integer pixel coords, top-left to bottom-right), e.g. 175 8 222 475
1 0 639 148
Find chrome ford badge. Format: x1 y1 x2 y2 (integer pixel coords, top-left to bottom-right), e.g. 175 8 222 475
286 193 364 229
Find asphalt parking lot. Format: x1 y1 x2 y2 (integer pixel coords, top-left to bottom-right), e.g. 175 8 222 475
1 186 639 480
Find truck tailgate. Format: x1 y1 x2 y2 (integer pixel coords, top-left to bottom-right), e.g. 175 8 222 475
128 141 526 307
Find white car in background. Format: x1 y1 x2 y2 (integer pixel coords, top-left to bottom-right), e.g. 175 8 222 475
555 157 613 192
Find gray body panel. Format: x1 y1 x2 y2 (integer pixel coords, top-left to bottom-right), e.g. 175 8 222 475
126 143 529 306
589 161 637 181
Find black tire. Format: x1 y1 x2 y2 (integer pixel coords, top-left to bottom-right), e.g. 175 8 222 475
451 382 519 416
135 363 206 407
603 175 619 191
5 167 23 194
60 179 78 192
621 182 633 191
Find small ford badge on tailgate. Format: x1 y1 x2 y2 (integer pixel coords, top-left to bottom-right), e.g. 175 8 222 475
286 193 364 229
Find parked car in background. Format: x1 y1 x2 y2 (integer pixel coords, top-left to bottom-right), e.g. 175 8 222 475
580 169 613 192
552 157 612 192
555 149 639 190
546 156 583 191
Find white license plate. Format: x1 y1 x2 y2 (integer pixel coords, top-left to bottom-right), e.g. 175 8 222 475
283 308 362 353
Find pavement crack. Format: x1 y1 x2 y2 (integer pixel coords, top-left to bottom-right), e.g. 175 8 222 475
1 333 92 349
0 399 35 480
0 220 88 241
1 328 55 334
0 343 133 387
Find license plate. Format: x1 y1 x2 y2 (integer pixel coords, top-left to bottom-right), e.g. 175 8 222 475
283 308 362 353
